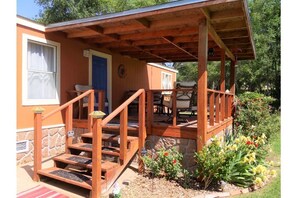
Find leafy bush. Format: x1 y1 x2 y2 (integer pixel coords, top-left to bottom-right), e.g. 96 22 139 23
194 134 276 189
235 92 275 138
222 134 270 187
257 112 280 140
142 148 183 180
194 138 225 189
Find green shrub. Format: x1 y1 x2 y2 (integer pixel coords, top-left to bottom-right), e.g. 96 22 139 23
194 134 276 189
235 92 275 138
222 134 270 187
257 112 280 140
194 138 226 189
142 148 183 180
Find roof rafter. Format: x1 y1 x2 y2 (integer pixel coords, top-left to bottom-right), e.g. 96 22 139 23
201 8 235 61
162 36 198 60
135 18 151 28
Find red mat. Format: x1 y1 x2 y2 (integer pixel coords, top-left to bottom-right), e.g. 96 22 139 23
17 185 69 198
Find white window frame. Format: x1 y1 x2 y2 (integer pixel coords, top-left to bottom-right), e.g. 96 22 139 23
161 72 172 94
22 34 61 106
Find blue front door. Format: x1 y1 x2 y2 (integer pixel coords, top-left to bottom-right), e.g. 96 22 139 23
92 55 108 113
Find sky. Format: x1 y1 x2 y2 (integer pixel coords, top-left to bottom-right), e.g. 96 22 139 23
17 0 42 19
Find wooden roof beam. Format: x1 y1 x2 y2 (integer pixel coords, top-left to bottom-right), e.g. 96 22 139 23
103 14 203 34
67 25 103 38
135 46 171 62
211 8 244 22
162 36 198 60
135 18 151 28
120 27 197 41
201 8 235 61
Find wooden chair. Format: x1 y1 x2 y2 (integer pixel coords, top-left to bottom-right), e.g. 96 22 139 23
162 84 193 122
74 84 108 119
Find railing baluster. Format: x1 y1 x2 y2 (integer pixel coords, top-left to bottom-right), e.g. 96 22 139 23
209 92 215 126
147 91 153 135
98 90 105 112
33 107 44 182
65 104 73 153
228 95 232 117
172 89 177 127
215 93 220 123
120 107 128 164
88 90 95 133
220 93 225 121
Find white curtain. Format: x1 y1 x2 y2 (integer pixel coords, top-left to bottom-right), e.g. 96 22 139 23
162 73 172 89
27 42 56 99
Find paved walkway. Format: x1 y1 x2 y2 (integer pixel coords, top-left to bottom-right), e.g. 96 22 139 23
16 157 139 198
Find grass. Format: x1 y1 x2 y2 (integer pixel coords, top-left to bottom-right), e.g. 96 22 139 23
234 115 281 198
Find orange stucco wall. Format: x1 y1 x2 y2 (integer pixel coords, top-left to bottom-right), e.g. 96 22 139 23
17 23 177 130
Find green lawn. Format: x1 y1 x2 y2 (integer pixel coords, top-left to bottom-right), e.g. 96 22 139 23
234 121 281 198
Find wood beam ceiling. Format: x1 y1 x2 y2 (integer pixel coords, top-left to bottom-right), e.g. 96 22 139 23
162 36 198 60
201 8 235 61
57 1 254 62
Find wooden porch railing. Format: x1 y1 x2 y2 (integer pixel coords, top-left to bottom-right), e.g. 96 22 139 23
207 89 234 127
33 88 146 197
146 88 234 143
33 89 96 182
67 89 105 119
101 89 146 169
147 88 194 129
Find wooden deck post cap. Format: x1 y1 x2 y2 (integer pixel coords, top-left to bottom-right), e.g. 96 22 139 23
90 111 105 119
32 107 45 114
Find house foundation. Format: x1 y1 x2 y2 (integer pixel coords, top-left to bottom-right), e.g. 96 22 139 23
16 126 66 165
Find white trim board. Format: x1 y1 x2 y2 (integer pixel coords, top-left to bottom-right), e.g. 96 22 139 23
88 50 112 113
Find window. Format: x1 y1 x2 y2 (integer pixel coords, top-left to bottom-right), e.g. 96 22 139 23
161 72 172 94
22 34 60 105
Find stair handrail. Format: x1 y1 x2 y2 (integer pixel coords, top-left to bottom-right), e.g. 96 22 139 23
101 89 146 170
42 89 94 120
33 89 95 182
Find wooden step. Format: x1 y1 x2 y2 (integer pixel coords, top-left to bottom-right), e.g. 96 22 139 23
38 167 105 190
81 132 138 142
54 154 119 171
103 124 138 131
68 143 121 156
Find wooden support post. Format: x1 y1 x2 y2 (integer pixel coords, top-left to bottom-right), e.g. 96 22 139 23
220 49 225 120
33 107 44 182
120 107 128 164
65 104 73 154
147 91 153 135
230 60 236 94
88 90 95 133
230 60 236 117
197 18 208 151
172 89 177 127
90 111 105 198
138 90 146 173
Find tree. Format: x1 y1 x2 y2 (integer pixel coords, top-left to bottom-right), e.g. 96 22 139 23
35 0 172 24
173 0 280 108
236 0 280 107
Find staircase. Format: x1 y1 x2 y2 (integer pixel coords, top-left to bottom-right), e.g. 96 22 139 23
37 128 139 194
32 89 146 197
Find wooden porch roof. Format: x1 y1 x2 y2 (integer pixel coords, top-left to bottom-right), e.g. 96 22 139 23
45 0 255 62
